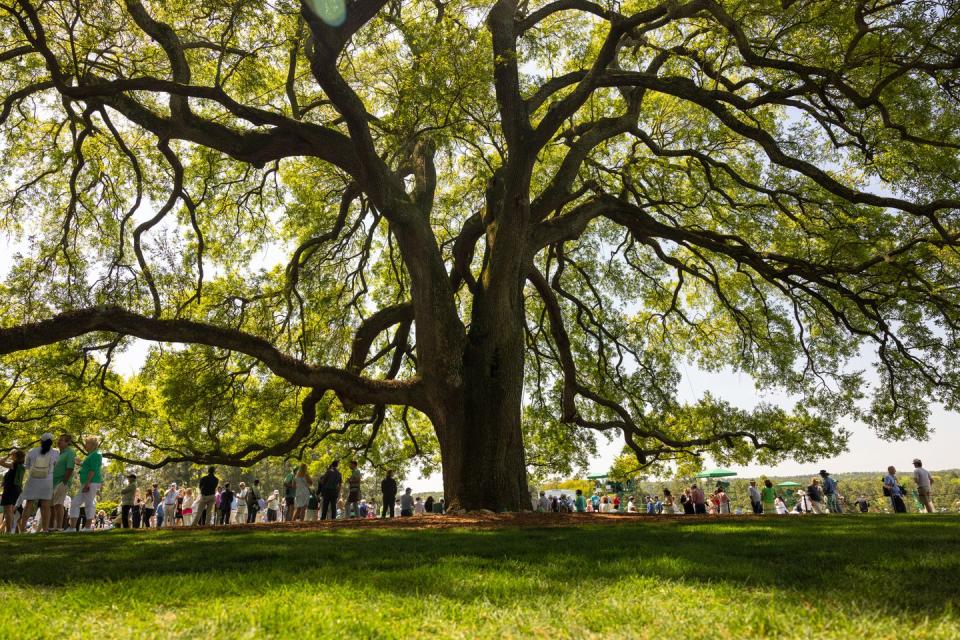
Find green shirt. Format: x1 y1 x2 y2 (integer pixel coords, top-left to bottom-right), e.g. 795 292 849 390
78 449 103 485
52 447 76 487
761 486 776 504
348 469 361 496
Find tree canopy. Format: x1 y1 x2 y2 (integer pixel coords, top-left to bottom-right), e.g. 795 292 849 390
1 0 959 509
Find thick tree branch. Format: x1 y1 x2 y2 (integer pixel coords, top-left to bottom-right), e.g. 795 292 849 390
0 306 425 409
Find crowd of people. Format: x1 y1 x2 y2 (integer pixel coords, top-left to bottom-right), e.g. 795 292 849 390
0 431 945 534
0 435 452 533
533 462 941 516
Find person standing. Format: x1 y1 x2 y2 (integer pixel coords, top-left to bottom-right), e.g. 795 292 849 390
381 470 398 518
819 471 841 513
691 484 707 514
534 491 548 512
716 488 731 514
51 434 76 531
120 474 138 529
1 450 26 533
912 459 935 513
69 436 103 531
235 482 248 523
680 489 694 515
344 460 361 518
747 481 762 514
151 483 164 528
305 491 319 521
245 479 261 523
180 488 193 525
19 433 59 533
193 467 219 526
574 489 587 513
218 483 235 525
806 478 825 514
266 490 280 522
585 492 596 513
142 488 155 528
293 464 311 521
282 467 297 522
760 479 776 514
400 487 414 516
883 466 907 513
163 483 178 526
318 461 342 521
132 489 143 528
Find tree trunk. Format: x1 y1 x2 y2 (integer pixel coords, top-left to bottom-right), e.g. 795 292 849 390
437 329 531 511
434 235 531 511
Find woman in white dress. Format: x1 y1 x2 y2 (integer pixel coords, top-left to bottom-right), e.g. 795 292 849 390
19 433 59 533
293 464 311 521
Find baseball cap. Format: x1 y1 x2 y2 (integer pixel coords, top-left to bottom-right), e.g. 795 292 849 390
40 432 54 441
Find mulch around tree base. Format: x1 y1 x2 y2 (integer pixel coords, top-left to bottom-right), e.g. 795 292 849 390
126 511 758 534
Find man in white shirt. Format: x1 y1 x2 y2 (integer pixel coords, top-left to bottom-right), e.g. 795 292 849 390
747 481 762 514
163 483 178 526
912 459 935 513
399 488 415 517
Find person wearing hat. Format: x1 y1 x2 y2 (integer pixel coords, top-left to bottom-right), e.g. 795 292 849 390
912 459 935 513
19 432 60 533
69 436 103 531
162 482 179 527
120 473 138 528
819 470 841 514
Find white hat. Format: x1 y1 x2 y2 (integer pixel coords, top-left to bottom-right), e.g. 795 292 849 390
40 432 54 441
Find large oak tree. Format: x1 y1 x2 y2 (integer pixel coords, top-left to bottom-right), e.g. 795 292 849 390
1 0 959 510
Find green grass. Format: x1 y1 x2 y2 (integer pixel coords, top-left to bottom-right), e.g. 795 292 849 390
2 515 958 639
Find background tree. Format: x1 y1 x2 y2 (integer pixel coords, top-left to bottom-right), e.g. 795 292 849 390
1 0 959 511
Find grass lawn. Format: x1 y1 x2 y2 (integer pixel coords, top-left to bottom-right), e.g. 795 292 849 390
1 514 958 639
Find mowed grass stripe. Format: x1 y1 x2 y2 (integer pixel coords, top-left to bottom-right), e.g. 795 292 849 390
1 515 957 639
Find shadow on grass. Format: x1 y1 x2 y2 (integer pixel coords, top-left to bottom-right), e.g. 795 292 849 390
2 515 957 614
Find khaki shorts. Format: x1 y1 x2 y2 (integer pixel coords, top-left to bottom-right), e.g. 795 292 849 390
52 483 69 506
918 486 931 498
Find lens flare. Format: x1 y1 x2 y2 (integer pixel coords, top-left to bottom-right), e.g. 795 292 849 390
307 0 347 27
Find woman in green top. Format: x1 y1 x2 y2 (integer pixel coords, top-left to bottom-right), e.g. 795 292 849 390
1 450 26 533
760 479 776 514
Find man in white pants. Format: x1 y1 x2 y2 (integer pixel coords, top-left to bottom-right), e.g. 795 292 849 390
69 436 103 531
163 482 178 526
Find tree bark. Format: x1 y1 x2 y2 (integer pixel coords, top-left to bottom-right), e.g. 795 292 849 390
436 319 531 512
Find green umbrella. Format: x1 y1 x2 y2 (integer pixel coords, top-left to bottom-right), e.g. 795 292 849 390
776 481 802 487
695 467 738 478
